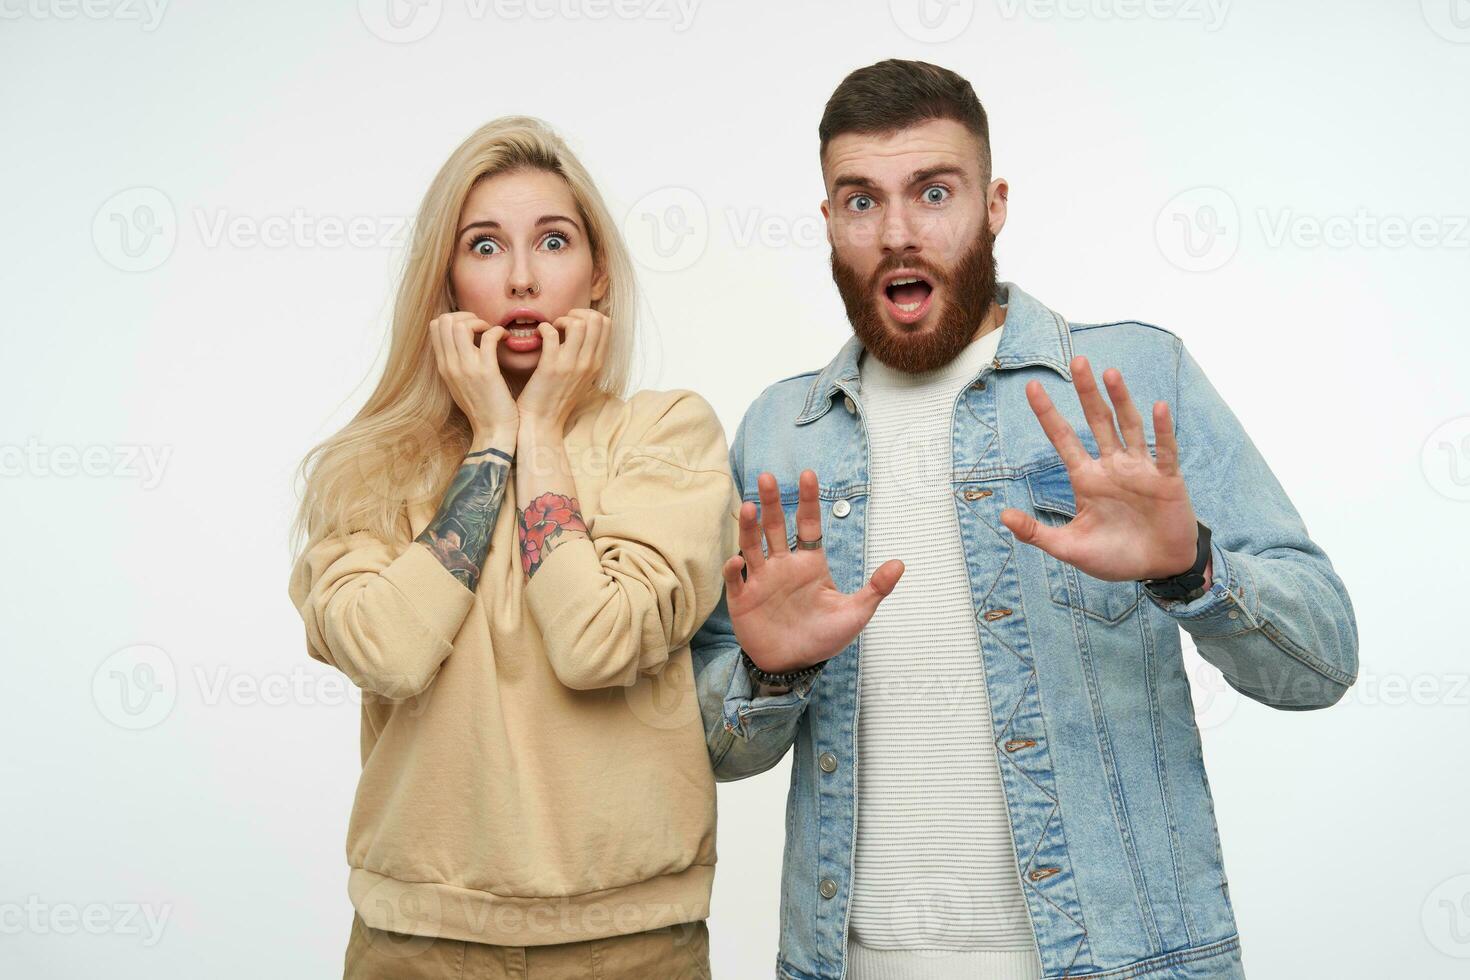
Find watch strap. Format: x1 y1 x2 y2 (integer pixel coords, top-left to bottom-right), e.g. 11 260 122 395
1140 520 1213 602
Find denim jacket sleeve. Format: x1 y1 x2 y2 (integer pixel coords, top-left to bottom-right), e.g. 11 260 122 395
691 410 820 781
1149 338 1359 710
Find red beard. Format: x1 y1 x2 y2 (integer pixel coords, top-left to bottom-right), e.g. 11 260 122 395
830 223 999 374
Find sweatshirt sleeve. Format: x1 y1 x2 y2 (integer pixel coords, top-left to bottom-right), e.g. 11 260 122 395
287 530 478 699
523 389 739 691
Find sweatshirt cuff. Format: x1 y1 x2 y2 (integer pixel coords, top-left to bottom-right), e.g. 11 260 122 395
380 540 478 647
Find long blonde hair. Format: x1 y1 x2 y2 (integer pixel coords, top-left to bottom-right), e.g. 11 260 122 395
290 116 638 556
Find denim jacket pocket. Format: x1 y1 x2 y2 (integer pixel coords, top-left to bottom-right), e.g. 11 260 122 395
1025 461 1143 624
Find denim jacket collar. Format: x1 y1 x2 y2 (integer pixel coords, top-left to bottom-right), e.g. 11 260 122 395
794 279 1076 425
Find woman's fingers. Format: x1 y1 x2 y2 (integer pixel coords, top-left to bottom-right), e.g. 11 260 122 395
576 313 603 376
553 314 584 369
478 325 507 371
593 309 610 368
450 316 481 367
428 315 446 375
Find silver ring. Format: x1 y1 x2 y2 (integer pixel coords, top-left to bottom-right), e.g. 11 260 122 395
795 535 823 550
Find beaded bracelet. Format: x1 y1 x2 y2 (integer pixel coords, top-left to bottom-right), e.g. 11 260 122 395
741 649 831 688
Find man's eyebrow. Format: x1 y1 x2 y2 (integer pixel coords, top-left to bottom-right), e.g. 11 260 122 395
456 214 581 238
829 164 972 196
907 164 970 187
829 172 872 195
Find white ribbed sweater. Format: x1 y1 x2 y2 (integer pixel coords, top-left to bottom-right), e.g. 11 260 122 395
846 324 1043 980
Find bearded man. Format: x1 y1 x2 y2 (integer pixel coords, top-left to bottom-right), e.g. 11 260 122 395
693 58 1357 980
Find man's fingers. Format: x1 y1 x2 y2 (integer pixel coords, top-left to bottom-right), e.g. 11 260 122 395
738 500 765 572
868 558 904 597
794 469 822 546
1154 400 1180 476
1024 379 1090 470
999 507 1066 561
1103 367 1147 453
1071 355 1123 455
854 558 905 615
757 472 789 555
721 554 746 601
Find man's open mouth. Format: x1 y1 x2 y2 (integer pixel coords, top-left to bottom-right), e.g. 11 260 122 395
881 272 935 324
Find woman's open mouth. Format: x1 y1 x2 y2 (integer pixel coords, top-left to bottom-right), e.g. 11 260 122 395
496 307 555 353
881 273 935 325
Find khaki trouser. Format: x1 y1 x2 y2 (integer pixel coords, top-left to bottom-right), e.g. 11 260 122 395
342 912 712 980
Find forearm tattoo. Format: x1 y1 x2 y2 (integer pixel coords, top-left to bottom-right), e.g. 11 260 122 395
518 492 589 578
415 448 512 593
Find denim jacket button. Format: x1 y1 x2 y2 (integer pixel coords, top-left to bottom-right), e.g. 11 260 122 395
819 878 838 899
832 499 851 518
818 752 838 772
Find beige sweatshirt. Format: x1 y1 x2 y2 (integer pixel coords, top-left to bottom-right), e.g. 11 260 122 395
287 388 738 946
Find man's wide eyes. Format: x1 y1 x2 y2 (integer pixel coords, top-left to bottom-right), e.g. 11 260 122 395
847 195 875 212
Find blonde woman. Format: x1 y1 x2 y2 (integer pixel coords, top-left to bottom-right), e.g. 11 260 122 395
288 117 733 979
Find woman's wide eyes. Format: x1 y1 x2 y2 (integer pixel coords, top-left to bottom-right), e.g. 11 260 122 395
468 232 570 255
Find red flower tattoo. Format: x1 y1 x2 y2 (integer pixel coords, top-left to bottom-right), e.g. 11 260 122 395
518 492 588 577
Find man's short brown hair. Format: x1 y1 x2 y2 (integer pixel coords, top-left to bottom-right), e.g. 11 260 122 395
818 59 991 184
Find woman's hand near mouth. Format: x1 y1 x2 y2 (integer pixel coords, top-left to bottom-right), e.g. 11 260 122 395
511 308 610 577
515 308 610 436
428 311 519 451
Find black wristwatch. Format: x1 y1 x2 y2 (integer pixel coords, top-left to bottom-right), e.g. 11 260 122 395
1140 520 1213 602
741 650 830 689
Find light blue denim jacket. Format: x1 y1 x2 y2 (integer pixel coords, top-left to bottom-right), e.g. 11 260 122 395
692 281 1358 979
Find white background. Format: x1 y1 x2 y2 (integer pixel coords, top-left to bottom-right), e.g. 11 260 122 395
3 1 1469 977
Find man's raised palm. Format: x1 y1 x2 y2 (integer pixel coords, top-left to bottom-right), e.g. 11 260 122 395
723 469 904 674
